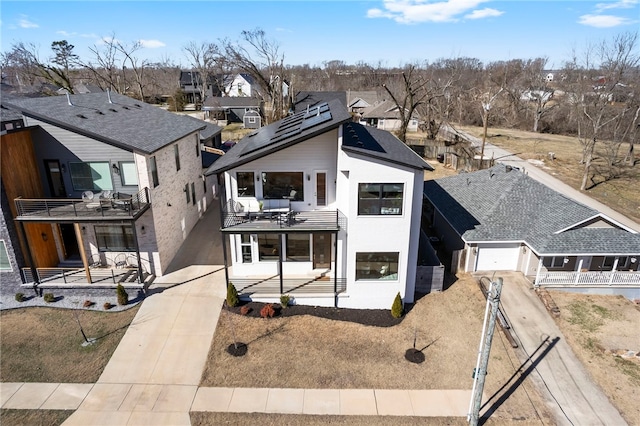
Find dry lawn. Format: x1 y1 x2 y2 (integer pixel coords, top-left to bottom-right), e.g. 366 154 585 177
453 125 640 224
546 291 640 425
201 274 553 424
0 306 139 383
0 409 73 426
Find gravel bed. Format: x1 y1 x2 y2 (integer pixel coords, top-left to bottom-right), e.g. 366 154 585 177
0 292 142 312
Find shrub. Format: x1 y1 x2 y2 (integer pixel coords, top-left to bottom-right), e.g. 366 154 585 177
116 284 129 306
43 293 55 303
226 282 239 307
83 300 94 308
260 303 275 318
240 305 251 315
103 302 113 310
15 293 25 302
391 292 404 318
280 294 291 309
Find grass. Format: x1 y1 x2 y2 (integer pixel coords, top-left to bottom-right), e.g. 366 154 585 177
566 301 616 333
0 306 139 383
449 125 640 223
0 409 73 426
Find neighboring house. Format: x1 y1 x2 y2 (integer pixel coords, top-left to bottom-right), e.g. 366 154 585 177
226 73 259 97
423 165 640 290
1 92 215 292
347 90 380 117
360 99 420 132
57 82 104 95
293 91 347 113
183 115 223 149
205 100 433 309
179 70 220 104
202 96 263 127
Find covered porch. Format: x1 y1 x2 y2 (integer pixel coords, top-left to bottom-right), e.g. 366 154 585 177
533 255 640 287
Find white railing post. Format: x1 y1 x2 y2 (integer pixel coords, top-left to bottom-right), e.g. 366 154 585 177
534 258 543 287
609 259 619 285
575 259 583 285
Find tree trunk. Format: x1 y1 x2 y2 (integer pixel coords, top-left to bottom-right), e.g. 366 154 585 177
580 154 592 190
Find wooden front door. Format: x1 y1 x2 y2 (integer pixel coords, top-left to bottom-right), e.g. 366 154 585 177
313 233 331 269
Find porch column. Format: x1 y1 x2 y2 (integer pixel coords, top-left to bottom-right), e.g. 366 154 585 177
575 259 583 284
74 223 92 283
218 176 230 286
609 258 619 285
334 231 338 308
534 257 543 287
278 234 284 295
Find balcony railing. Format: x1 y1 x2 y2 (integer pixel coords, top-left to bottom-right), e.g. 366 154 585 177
231 276 347 296
535 270 640 287
14 188 151 221
221 199 346 232
21 266 147 286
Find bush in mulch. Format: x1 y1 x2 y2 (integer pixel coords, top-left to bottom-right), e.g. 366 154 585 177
224 300 405 328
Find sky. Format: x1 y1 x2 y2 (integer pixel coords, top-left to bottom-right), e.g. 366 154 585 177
1 0 638 70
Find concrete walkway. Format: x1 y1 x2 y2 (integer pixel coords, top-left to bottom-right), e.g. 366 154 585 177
1 206 475 424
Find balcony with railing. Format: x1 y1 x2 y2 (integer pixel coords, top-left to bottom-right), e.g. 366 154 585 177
231 275 347 297
221 199 346 233
534 270 640 287
14 188 151 222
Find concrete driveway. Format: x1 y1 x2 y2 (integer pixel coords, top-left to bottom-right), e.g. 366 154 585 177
493 272 627 426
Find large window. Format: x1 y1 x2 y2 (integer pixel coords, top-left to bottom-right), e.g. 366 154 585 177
543 256 566 269
258 234 280 261
358 183 403 215
119 162 138 186
94 225 135 251
237 172 255 197
69 162 113 191
262 172 304 201
240 234 252 263
150 156 159 187
355 252 399 280
286 234 310 261
0 240 12 271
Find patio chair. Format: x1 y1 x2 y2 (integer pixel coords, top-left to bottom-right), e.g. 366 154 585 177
82 191 101 210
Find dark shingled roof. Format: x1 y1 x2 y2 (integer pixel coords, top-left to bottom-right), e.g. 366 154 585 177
182 115 222 140
205 99 432 175
3 92 205 155
424 165 640 255
202 96 262 110
294 91 347 112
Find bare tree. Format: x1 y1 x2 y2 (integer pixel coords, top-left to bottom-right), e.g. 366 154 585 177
1 42 42 87
183 41 229 104
223 28 288 123
563 31 639 190
84 34 121 93
382 64 428 143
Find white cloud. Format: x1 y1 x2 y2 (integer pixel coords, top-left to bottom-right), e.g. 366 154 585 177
366 0 501 24
18 16 38 29
578 14 631 27
595 0 638 12
464 8 503 19
56 30 74 37
139 39 165 49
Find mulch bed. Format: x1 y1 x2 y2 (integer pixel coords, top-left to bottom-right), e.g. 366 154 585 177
225 300 405 327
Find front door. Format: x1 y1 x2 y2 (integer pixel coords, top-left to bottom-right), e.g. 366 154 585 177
313 233 331 269
44 159 67 197
59 224 80 260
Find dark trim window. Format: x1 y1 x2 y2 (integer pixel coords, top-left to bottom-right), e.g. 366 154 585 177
543 256 566 269
286 234 310 261
237 172 255 197
240 234 252 263
150 156 159 187
95 225 135 251
358 183 403 215
262 172 303 201
196 136 200 158
258 234 280 261
119 161 138 186
0 240 12 271
191 182 196 205
185 183 190 204
69 161 113 191
174 145 181 171
355 252 399 280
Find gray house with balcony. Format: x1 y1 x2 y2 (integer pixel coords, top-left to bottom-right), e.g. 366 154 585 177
2 92 214 293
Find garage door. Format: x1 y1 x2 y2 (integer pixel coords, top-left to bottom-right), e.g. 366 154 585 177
475 244 520 271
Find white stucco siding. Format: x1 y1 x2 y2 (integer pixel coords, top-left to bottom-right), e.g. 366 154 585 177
337 148 421 309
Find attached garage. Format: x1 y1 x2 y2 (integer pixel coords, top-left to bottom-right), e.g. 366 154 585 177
475 243 520 271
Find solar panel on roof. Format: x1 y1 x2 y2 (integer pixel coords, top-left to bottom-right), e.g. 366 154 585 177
300 111 332 131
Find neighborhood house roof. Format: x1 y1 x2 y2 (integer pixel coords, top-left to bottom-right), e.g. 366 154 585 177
362 100 419 120
205 99 432 175
424 165 640 255
294 91 347 112
202 96 262 110
3 92 205 155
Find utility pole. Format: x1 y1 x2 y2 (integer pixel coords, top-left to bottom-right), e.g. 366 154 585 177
468 277 503 425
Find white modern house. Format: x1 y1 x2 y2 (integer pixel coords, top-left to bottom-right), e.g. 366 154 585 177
205 100 433 308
